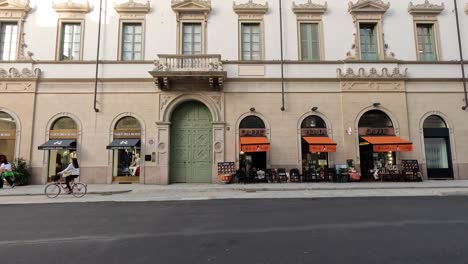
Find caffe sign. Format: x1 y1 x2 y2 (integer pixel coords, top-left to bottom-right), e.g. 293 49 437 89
239 129 266 137
49 129 78 139
359 127 395 136
301 128 327 137
0 130 16 139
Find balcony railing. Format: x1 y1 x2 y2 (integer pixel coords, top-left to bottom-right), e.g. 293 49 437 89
154 54 223 72
149 54 226 91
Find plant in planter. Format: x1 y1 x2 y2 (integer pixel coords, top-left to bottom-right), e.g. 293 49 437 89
12 158 31 186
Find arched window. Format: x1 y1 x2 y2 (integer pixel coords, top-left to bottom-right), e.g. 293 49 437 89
51 117 77 130
240 116 265 129
0 111 16 130
423 115 446 128
301 115 326 128
115 116 140 130
358 110 393 128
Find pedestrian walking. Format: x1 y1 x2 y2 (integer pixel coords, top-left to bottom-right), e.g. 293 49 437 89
0 155 15 188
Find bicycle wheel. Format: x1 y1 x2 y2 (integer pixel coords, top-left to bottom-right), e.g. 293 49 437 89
44 183 61 198
72 183 87 198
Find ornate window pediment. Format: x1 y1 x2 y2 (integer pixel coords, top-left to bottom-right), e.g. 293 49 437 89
0 0 31 17
114 0 150 15
348 0 389 14
408 0 444 15
171 0 211 14
53 0 91 14
233 0 268 15
292 0 327 14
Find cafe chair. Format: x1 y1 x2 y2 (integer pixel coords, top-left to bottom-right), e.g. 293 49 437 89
277 168 288 183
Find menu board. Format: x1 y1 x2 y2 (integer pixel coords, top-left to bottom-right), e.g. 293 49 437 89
217 162 236 175
402 160 420 172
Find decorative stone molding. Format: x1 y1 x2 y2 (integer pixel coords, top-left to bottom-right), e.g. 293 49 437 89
114 0 150 15
337 67 408 80
465 3 467 14
292 0 327 14
233 0 268 15
0 0 33 60
53 0 91 18
0 67 41 79
408 0 444 15
172 0 211 21
348 0 389 14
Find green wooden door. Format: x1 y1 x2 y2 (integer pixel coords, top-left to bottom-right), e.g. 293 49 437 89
170 101 212 183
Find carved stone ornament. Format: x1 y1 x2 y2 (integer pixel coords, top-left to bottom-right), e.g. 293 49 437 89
292 0 327 14
233 0 268 14
337 67 408 79
114 0 150 14
465 3 467 15
171 0 211 13
0 0 31 15
52 0 91 13
348 0 390 14
0 67 41 79
408 0 444 15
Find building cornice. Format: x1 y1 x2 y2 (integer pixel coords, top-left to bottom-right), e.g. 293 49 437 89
292 0 327 14
233 0 268 14
114 0 150 14
348 0 389 14
52 0 91 13
408 0 444 15
337 67 408 80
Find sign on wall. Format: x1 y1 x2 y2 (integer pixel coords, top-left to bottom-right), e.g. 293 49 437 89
239 128 266 137
0 130 16 139
49 129 78 139
301 128 328 137
114 129 142 139
358 127 395 136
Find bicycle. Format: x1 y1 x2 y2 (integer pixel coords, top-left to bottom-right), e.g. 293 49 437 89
44 174 87 198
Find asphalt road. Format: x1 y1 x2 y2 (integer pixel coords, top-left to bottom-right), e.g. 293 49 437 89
1 197 468 264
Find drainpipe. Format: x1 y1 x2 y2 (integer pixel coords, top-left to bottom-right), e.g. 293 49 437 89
454 0 468 110
279 0 285 111
93 0 103 113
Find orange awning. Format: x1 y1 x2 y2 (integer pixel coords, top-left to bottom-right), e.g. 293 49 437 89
303 137 337 153
362 136 413 152
240 137 270 153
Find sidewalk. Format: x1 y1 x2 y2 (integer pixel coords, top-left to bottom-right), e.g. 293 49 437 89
1 180 468 204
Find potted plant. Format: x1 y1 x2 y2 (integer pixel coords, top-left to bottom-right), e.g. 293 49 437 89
12 158 31 186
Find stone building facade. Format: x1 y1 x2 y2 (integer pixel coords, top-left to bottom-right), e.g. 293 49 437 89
0 0 467 184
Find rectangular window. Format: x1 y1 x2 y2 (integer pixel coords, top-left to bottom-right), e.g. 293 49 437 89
359 23 378 60
300 23 320 61
241 23 261 61
121 23 142 61
416 24 437 61
182 23 202 55
60 23 81 61
0 22 18 61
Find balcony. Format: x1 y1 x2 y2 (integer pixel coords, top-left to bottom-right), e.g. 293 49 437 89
149 54 227 91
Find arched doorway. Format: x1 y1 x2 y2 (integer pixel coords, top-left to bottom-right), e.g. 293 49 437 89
358 110 413 180
107 116 142 183
239 116 269 172
39 116 78 182
170 101 212 183
423 115 453 179
0 111 17 162
300 115 336 179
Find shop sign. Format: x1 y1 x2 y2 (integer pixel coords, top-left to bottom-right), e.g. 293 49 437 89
0 130 16 139
217 162 236 175
309 145 336 153
49 129 78 139
301 128 327 137
241 144 270 153
373 144 413 152
359 127 395 136
239 129 266 137
114 129 141 139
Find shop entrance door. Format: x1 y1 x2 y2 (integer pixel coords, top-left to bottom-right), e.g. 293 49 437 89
424 129 453 179
170 101 212 183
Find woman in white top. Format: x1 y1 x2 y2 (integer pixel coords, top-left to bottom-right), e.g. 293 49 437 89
0 156 14 188
58 158 80 193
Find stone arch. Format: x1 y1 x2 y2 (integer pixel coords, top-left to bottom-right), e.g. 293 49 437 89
353 106 400 163
296 111 334 172
162 93 221 123
0 107 22 161
418 111 457 179
235 111 271 169
108 112 147 184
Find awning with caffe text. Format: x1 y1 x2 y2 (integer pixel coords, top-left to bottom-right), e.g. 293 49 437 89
240 137 270 153
361 136 413 152
303 137 337 153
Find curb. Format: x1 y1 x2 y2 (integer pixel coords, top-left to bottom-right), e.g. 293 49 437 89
231 186 468 192
0 190 132 197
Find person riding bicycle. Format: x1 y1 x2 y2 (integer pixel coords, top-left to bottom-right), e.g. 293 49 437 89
58 158 80 193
